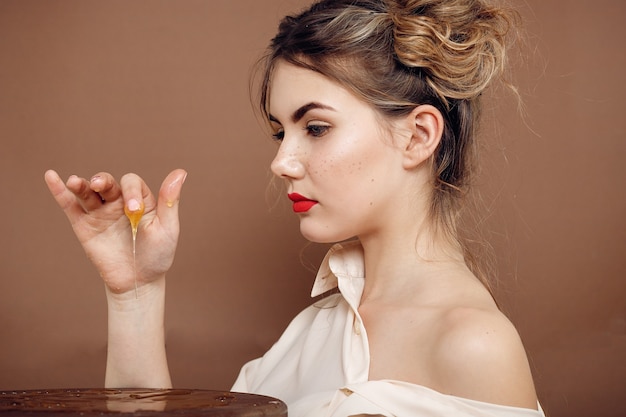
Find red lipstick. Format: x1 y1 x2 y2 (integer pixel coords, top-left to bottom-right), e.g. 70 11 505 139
288 193 318 213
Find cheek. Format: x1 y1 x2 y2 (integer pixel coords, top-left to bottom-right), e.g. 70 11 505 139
308 153 365 181
311 136 370 178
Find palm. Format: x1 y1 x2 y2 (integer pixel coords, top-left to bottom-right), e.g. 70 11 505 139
79 205 174 294
45 169 185 296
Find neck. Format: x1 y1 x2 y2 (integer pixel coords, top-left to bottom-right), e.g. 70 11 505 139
357 218 468 304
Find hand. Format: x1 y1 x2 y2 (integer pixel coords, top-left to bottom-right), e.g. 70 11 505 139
44 169 187 296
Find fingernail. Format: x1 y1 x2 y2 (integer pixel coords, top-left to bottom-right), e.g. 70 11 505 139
90 175 102 191
127 198 141 211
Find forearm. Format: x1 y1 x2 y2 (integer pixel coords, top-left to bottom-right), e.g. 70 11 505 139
104 278 172 388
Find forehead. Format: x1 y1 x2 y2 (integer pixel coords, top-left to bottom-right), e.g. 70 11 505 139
268 61 359 118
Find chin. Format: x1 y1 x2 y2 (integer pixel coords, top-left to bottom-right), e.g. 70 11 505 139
300 231 336 244
299 222 352 245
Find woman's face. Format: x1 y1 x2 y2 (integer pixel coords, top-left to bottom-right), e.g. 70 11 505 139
268 62 411 244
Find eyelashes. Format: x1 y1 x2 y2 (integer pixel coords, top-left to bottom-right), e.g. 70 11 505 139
271 123 331 142
305 124 330 137
271 130 285 141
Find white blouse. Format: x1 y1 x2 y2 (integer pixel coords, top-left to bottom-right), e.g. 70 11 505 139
232 241 545 417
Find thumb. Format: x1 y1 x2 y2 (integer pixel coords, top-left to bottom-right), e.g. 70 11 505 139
156 169 187 228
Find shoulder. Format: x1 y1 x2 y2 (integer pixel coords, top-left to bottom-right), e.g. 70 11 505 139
429 305 538 409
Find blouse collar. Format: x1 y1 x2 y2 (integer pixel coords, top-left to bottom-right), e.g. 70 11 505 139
311 240 365 312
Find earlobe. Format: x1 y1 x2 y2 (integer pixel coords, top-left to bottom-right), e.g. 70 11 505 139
402 104 444 170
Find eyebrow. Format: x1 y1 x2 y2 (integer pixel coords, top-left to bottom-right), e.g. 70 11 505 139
269 102 336 124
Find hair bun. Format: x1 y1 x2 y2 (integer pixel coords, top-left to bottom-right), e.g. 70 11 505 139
390 0 517 105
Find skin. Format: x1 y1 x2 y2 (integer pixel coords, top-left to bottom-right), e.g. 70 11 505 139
268 63 427 245
44 60 538 409
44 168 186 388
269 62 539 409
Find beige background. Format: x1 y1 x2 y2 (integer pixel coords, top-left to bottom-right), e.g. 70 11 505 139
0 1 624 416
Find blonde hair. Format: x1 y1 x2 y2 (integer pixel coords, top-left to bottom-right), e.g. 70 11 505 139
256 0 520 290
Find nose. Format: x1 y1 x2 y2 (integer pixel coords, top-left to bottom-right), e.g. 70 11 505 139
270 140 305 179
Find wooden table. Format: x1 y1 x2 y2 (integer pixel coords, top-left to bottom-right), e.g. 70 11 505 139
0 388 287 416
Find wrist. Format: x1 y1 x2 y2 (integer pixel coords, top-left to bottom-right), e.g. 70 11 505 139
105 275 166 308
105 276 171 388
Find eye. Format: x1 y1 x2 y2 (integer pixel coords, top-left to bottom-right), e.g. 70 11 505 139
305 123 330 137
271 129 285 142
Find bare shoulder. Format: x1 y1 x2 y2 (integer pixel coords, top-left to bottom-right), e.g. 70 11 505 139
430 305 538 409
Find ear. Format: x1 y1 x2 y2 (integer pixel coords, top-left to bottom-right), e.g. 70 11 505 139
400 104 444 170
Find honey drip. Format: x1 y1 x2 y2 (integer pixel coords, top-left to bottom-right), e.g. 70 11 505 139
124 202 145 298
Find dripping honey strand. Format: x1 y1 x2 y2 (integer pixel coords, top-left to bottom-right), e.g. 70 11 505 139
124 201 145 298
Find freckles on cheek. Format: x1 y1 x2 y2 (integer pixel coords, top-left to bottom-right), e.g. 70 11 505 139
313 158 339 175
350 160 363 172
330 156 364 177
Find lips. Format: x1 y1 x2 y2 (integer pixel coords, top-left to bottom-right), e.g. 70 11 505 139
288 193 318 213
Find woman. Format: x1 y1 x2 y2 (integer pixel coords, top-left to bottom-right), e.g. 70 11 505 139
45 0 544 415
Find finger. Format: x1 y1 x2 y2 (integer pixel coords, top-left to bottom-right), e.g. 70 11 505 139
44 170 86 219
89 172 122 204
65 174 106 211
156 169 187 230
120 173 155 217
